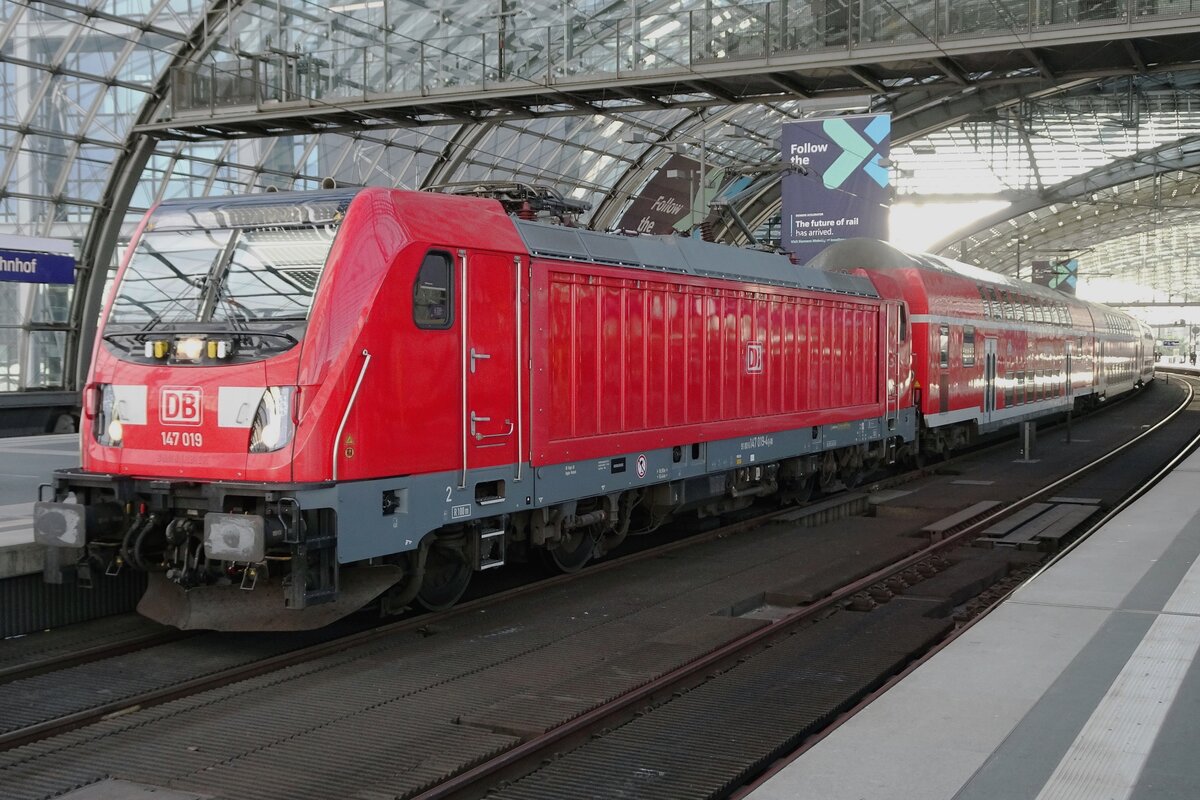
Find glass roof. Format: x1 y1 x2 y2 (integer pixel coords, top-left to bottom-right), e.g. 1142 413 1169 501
3 0 1200 396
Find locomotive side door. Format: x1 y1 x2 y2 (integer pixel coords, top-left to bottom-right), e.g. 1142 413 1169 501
460 249 520 487
983 337 998 424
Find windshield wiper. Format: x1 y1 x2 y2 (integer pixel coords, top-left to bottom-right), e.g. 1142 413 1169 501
243 330 299 346
102 311 166 344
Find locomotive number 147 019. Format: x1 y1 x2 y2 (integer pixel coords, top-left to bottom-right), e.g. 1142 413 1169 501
161 431 203 447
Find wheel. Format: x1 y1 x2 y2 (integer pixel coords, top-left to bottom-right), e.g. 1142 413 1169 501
843 468 866 489
785 476 814 504
415 545 472 611
540 529 594 573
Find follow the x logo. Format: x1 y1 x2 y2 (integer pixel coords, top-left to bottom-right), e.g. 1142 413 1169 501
821 116 891 190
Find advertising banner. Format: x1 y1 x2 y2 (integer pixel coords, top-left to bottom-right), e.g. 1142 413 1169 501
0 248 75 284
1032 258 1078 295
780 114 891 262
617 154 705 235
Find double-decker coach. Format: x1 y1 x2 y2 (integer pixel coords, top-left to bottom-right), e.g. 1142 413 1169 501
812 239 1152 459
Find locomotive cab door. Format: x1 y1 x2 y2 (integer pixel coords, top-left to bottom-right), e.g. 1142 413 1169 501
983 337 998 423
460 250 521 491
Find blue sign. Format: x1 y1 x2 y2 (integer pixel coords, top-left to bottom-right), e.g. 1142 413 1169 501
0 249 75 284
781 114 891 262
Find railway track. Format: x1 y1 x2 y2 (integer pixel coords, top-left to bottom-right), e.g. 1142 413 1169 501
0 487 878 755
412 376 1200 800
0 622 188 686
0 378 1191 800
730 373 1200 798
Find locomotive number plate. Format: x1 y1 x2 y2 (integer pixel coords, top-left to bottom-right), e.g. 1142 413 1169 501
161 431 203 448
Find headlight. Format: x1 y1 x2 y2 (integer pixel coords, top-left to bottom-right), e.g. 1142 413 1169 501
95 384 123 447
174 337 205 362
249 386 296 453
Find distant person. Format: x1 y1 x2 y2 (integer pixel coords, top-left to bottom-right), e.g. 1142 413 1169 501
1191 351 1196 366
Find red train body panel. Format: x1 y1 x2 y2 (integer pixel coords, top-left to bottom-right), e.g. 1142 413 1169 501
533 261 894 465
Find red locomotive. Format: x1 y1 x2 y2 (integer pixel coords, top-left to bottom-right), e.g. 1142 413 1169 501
34 188 1149 630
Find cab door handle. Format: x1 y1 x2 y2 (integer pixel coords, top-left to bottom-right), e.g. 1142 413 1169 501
471 412 513 440
470 348 491 374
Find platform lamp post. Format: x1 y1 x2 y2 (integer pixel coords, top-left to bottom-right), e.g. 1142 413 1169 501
1011 236 1022 281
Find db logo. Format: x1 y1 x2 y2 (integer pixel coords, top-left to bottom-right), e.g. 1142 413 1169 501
746 342 764 374
160 387 202 426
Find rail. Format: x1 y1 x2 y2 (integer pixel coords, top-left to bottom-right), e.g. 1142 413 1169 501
733 373 1200 795
0 487 875 754
414 378 1198 800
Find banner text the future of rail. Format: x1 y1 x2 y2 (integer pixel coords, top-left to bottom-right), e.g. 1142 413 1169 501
781 113 891 263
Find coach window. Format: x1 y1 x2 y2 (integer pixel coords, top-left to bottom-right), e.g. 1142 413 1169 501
939 324 950 368
962 325 976 367
987 287 1002 320
413 251 453 329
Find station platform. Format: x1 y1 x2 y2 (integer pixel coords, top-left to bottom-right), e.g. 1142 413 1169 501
749 426 1200 799
0 434 78 579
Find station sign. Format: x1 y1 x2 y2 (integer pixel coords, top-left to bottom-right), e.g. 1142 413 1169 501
780 113 891 263
0 235 76 284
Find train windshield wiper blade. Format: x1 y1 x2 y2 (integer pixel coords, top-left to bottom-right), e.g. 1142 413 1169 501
102 312 166 344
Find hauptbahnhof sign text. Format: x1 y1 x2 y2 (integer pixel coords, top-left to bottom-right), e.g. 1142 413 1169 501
0 235 76 284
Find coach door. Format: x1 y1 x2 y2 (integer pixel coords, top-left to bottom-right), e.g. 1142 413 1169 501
460 250 521 489
885 303 900 428
983 338 998 423
1065 339 1073 401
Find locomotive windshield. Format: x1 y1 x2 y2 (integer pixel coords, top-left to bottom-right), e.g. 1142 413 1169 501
109 224 336 326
